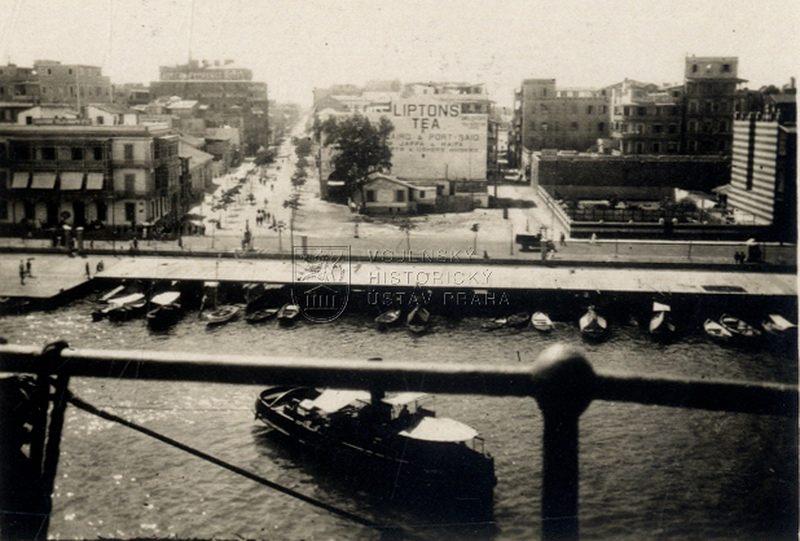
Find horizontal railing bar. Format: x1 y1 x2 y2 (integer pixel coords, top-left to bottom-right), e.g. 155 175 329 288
0 344 796 417
0 345 539 397
593 373 798 417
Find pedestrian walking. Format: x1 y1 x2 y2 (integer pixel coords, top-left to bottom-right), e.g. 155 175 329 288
85 262 91 279
19 260 25 285
26 258 33 277
96 260 105 273
559 232 566 246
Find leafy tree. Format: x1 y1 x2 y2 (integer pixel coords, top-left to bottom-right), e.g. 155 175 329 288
293 137 313 159
255 147 276 166
320 114 394 194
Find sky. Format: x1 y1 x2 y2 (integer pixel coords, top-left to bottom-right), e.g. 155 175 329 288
0 0 798 107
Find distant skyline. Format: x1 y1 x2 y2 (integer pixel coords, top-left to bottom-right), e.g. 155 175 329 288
1 0 798 107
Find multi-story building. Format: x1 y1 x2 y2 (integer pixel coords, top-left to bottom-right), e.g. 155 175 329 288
113 84 151 107
683 56 743 155
509 79 609 168
608 79 684 154
726 93 796 241
150 59 269 155
33 60 112 106
0 125 180 233
0 64 40 103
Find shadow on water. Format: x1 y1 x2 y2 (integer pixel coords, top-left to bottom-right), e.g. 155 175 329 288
250 426 500 540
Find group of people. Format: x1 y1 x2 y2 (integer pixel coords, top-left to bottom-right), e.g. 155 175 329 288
255 209 273 227
18 259 33 285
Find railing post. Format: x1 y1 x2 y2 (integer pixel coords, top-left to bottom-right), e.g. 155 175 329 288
531 345 596 541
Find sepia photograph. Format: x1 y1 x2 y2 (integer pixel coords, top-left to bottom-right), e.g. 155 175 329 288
0 0 797 539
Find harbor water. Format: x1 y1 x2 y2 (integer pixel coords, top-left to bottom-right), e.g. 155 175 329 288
0 299 796 540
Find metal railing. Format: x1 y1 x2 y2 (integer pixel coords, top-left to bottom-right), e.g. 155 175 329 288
0 342 796 540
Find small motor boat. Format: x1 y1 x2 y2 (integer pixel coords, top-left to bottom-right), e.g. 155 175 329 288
531 312 554 332
579 306 608 340
704 318 733 343
375 308 402 330
277 303 301 326
92 292 146 321
506 312 530 329
245 307 280 324
205 305 241 327
107 298 148 322
481 317 507 331
407 305 430 334
762 314 798 337
719 314 761 341
146 291 182 329
649 302 675 337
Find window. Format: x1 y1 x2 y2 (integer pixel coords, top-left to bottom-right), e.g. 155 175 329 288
635 142 644 154
688 101 698 114
124 144 134 160
623 106 630 116
688 120 697 133
541 88 547 97
570 122 579 131
419 191 426 199
365 189 376 203
722 64 731 73
600 105 607 114
597 122 606 133
96 115 104 125
93 147 103 160
41 147 56 161
651 143 661 153
125 202 136 222
0 171 6 189
25 116 33 125
71 147 84 160
637 107 646 116
11 142 30 160
396 189 406 202
586 105 593 114
96 201 108 222
691 64 698 73
68 69 73 75
0 199 7 220
652 124 663 134
124 173 136 193
667 143 679 153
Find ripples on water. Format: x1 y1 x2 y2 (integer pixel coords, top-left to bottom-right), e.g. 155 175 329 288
1 299 796 540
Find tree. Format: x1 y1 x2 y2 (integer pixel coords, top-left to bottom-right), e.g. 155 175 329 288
293 137 313 159
255 147 277 166
320 114 394 194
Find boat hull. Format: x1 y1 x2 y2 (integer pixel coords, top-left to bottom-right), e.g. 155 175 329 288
254 388 495 504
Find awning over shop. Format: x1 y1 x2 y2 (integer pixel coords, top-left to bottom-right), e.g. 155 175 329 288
86 173 105 190
31 172 56 189
60 172 84 190
11 172 29 189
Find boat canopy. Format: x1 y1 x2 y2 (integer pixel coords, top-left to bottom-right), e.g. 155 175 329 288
399 417 478 443
304 389 370 414
108 293 145 305
652 301 671 312
382 392 428 407
767 314 797 330
151 291 180 306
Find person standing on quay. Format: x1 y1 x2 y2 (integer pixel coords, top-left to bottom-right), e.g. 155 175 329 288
19 260 26 285
26 258 33 277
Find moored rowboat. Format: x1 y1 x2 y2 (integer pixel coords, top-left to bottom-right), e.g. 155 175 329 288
531 312 554 332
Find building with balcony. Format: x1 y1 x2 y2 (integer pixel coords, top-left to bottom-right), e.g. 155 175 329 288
150 59 269 155
0 125 180 235
509 79 609 168
683 56 744 155
607 79 684 154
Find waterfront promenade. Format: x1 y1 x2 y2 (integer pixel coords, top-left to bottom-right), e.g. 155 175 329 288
1 252 794 300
